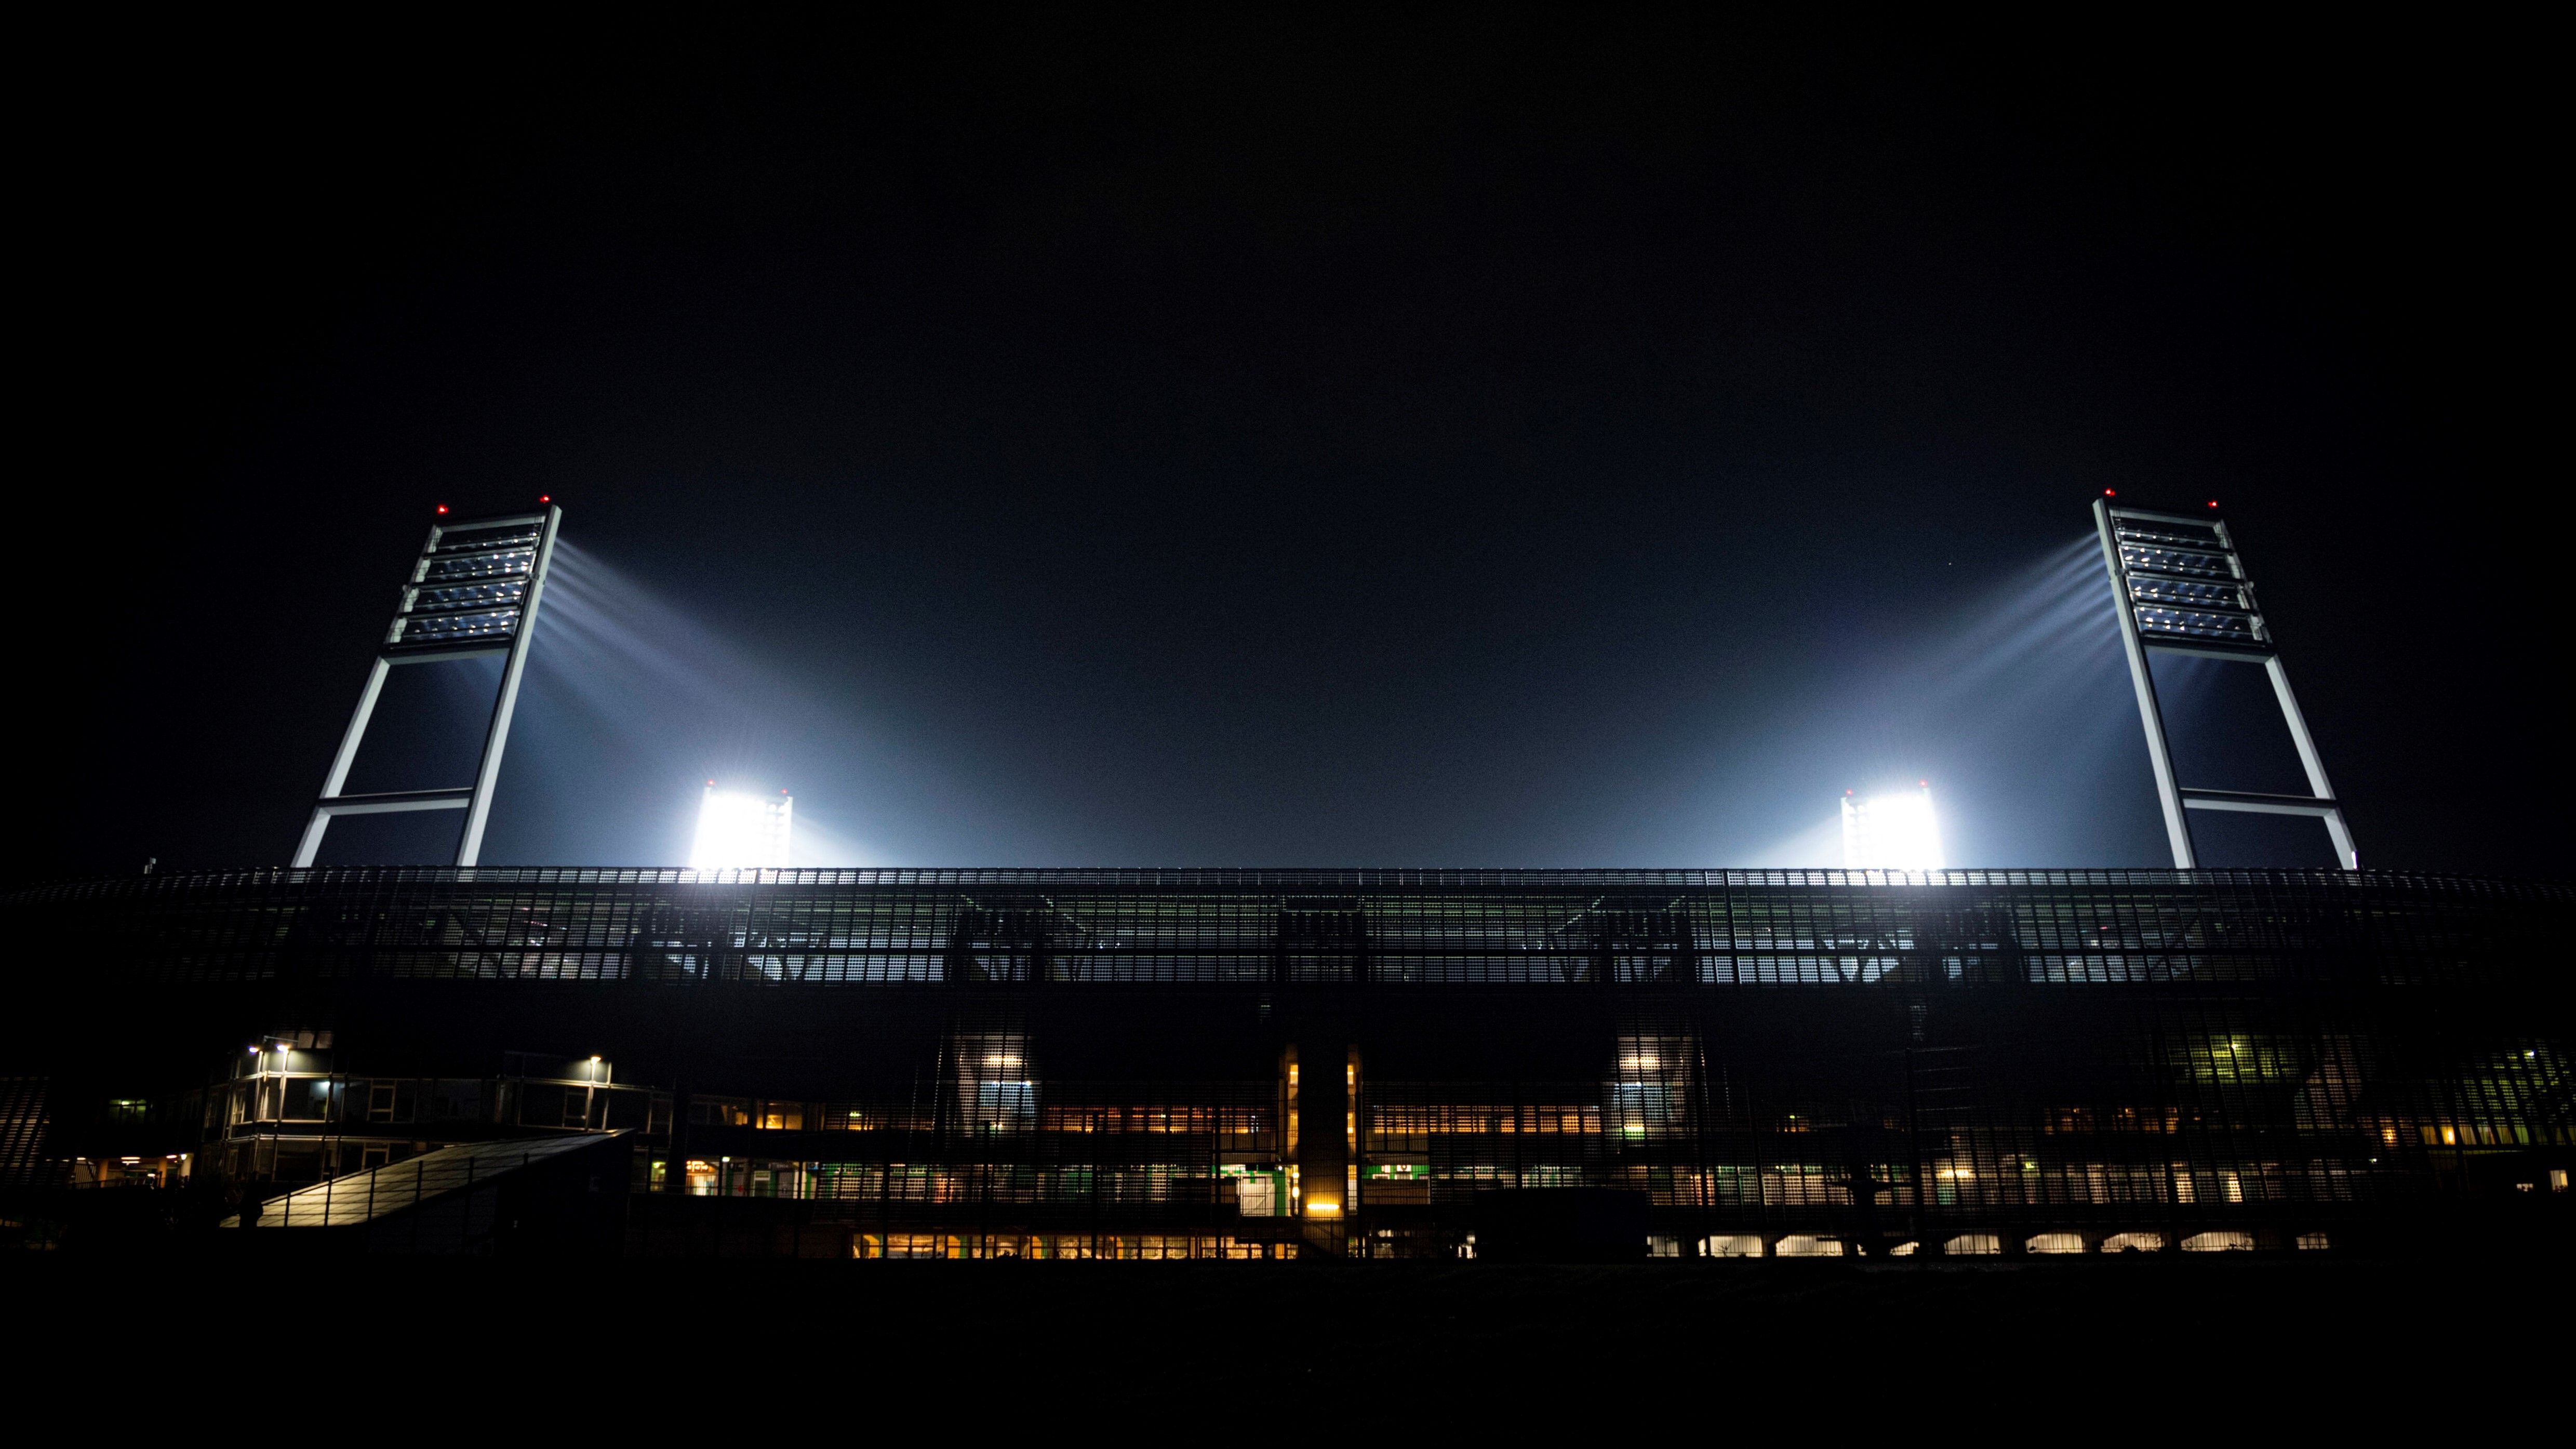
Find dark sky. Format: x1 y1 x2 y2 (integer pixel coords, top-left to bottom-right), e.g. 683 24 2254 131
21 15 2564 879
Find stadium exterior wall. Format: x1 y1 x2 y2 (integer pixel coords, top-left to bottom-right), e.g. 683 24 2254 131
4 867 2569 1258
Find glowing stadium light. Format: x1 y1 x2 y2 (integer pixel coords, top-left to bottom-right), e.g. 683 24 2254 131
1841 786 1943 873
690 787 794 871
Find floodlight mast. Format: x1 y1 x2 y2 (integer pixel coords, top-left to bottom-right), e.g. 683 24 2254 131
2092 497 2356 870
291 504 564 868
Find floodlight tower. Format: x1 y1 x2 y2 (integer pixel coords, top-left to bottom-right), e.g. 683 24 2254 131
291 504 564 868
2092 495 2355 870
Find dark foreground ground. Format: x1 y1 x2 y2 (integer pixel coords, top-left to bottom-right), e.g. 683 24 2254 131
9 1253 2562 1415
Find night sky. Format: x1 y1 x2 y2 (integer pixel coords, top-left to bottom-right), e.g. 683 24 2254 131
22 15 2564 880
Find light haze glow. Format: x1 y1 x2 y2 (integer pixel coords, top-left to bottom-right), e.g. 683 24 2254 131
479 536 2173 868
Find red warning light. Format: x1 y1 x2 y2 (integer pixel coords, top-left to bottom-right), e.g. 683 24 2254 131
539 495 551 503
435 504 448 514
2103 488 2116 497
2206 499 2219 508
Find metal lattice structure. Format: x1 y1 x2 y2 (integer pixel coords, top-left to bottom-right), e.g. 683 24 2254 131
292 506 563 869
8 867 2568 1257
2094 496 2356 870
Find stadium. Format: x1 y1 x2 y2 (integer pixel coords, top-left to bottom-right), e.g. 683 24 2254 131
3 500 2568 1259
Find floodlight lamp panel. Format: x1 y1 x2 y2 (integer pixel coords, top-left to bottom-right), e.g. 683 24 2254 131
384 519 549 653
1841 787 1943 873
2102 510 2272 653
690 787 795 871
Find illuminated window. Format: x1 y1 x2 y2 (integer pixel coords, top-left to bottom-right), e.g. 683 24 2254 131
687 1098 751 1127
1234 1174 1279 1217
865 1234 945 1259
283 1079 335 1122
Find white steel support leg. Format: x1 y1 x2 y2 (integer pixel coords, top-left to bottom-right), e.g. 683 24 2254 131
292 656 391 868
291 808 333 870
454 507 562 867
2095 500 2196 868
2263 655 2357 870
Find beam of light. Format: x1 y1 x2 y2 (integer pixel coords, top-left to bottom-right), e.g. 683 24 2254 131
489 541 897 866
779 812 877 869
1841 786 1942 872
493 534 2163 869
1739 813 1847 870
689 787 793 870
1893 538 2133 734
1721 536 2156 867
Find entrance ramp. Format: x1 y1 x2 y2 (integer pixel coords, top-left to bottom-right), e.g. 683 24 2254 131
224 1132 629 1254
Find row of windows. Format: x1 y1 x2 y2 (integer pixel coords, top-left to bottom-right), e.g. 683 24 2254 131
693 1108 2557 1147
192 1074 669 1135
721 1228 2327 1260
665 1156 2398 1209
680 1080 2567 1147
854 1233 1286 1259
